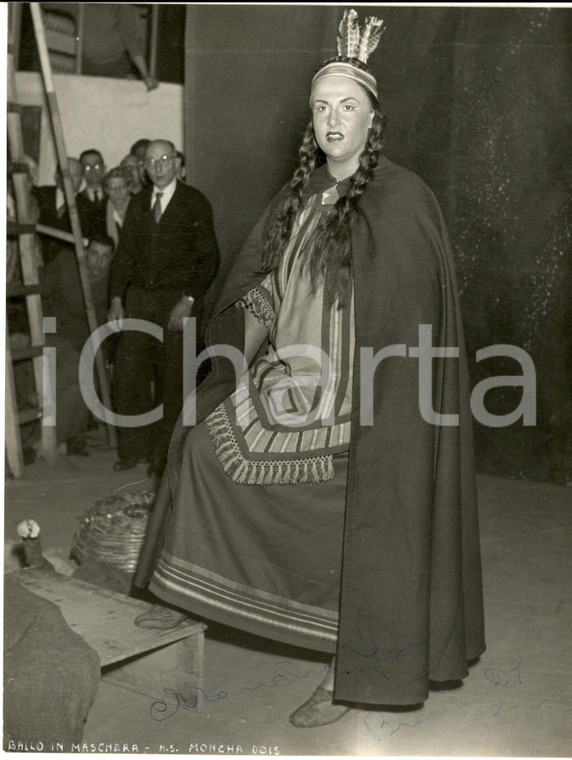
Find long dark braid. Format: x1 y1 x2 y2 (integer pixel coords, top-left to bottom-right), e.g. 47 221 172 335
308 103 385 308
262 94 386 309
262 123 318 272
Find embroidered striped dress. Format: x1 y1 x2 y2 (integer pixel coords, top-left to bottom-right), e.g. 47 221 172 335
149 182 354 652
206 186 355 485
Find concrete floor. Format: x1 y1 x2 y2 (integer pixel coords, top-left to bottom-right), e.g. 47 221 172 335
4 431 572 757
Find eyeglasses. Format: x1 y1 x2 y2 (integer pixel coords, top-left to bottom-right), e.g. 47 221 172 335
84 163 103 172
144 155 176 169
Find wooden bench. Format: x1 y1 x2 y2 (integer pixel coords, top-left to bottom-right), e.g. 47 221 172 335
12 569 206 703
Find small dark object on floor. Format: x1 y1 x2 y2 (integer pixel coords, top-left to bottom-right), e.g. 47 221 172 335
67 437 90 456
18 519 56 573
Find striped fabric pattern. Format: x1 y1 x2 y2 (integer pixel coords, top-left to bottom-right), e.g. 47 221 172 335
154 551 339 646
206 190 355 485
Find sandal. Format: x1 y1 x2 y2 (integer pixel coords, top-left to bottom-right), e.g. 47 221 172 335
288 685 350 728
134 604 188 630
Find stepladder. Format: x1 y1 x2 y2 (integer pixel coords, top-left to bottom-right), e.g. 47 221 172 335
6 3 118 476
6 30 57 476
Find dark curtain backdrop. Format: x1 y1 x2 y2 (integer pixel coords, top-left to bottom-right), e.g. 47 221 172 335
185 5 572 484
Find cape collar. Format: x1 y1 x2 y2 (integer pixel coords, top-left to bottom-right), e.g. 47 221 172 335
304 163 353 201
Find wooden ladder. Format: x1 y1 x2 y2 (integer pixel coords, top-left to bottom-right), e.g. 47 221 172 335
30 2 116 448
6 13 57 476
6 4 117 477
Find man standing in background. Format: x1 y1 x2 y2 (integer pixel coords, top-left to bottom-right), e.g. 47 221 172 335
108 139 220 480
40 235 115 456
76 149 107 239
34 157 83 264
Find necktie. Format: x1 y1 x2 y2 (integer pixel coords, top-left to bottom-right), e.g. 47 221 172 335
153 192 164 223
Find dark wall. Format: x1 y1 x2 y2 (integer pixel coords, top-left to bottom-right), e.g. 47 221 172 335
185 6 340 254
156 5 185 83
185 6 572 484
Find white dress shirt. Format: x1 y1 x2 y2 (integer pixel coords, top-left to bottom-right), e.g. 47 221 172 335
86 186 104 202
150 178 177 215
55 187 65 210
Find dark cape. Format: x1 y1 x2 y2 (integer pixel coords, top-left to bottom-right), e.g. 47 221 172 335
135 156 485 706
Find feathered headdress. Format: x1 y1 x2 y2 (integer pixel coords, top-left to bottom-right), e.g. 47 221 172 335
312 8 385 99
337 9 385 63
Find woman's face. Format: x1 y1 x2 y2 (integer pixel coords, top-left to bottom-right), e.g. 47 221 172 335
311 75 373 179
106 177 130 210
120 156 142 190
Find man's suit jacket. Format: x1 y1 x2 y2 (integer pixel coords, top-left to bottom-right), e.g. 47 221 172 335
109 181 220 321
76 189 107 239
34 185 73 263
35 185 68 229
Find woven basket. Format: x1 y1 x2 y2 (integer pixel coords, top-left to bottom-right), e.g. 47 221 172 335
71 491 155 573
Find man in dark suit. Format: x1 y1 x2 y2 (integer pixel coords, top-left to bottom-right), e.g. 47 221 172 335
40 235 115 456
34 157 83 264
76 149 108 239
108 139 220 478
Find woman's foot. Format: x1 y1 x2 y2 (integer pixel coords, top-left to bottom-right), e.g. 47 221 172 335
288 685 350 728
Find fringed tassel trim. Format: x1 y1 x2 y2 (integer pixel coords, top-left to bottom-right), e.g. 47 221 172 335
235 287 275 330
205 403 334 486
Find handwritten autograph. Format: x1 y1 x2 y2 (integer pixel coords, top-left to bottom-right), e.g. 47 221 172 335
150 644 523 749
150 660 332 722
363 709 445 742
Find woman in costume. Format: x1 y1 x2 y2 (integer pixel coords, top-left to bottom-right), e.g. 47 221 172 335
135 10 485 728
